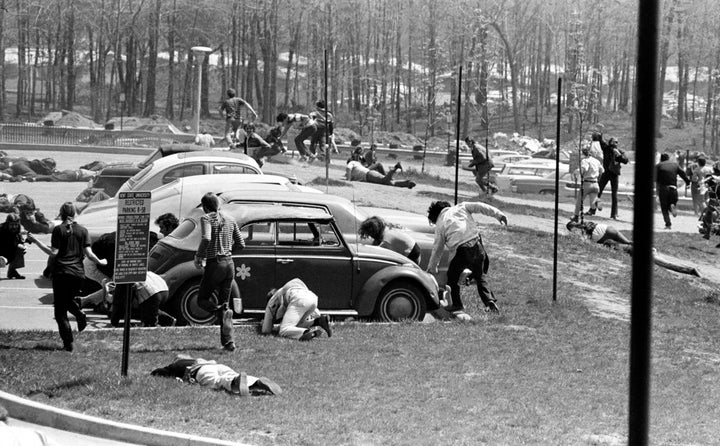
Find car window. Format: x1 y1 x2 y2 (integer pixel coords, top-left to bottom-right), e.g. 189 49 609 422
212 164 260 175
241 222 275 247
159 163 206 186
506 167 537 175
138 149 163 169
126 163 154 189
277 221 340 247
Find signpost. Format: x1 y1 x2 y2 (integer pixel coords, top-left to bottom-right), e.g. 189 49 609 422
115 191 152 376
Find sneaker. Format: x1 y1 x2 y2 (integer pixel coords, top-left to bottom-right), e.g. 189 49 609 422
223 341 236 352
299 326 322 341
315 315 332 337
63 342 73 352
221 309 234 345
407 181 417 189
611 215 619 220
394 162 403 172
594 198 603 211
77 312 87 332
670 204 677 217
231 372 249 396
7 268 25 279
251 377 282 395
584 209 596 216
486 301 500 313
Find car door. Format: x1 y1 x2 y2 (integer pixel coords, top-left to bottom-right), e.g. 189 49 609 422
233 221 277 311
274 220 353 310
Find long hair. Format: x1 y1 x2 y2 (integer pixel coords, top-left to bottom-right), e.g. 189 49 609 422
59 202 76 221
427 201 451 224
358 216 386 243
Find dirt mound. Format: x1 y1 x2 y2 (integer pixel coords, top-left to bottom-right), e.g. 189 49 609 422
39 110 100 129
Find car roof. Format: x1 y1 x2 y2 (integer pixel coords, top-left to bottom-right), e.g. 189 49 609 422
162 173 291 189
183 203 334 227
157 144 209 156
220 189 354 206
149 151 261 170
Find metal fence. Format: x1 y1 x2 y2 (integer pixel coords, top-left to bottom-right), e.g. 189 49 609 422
0 123 195 148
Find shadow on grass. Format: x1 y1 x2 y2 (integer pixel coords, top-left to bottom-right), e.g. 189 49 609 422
308 177 350 187
26 377 96 398
0 342 64 351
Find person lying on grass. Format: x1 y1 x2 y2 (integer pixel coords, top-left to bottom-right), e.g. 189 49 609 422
151 354 281 396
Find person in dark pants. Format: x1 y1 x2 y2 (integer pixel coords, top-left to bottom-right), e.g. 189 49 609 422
426 200 507 316
276 112 316 161
28 203 107 352
596 135 629 219
0 214 28 279
656 153 690 230
195 192 245 351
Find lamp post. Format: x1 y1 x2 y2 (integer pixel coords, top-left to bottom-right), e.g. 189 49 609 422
191 46 212 135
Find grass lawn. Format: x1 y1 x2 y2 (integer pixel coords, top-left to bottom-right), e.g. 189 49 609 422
2 223 720 445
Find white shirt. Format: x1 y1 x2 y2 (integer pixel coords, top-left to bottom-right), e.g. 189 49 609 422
195 133 215 147
427 202 506 272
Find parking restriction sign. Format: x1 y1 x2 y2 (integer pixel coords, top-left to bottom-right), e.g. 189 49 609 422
114 191 152 284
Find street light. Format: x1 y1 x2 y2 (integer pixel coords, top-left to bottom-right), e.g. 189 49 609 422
191 46 212 135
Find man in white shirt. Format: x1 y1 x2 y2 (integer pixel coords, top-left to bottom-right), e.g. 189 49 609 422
426 200 507 315
195 130 215 148
571 146 604 220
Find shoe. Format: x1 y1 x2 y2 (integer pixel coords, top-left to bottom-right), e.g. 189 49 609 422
570 215 579 223
594 199 603 211
221 309 234 349
665 225 672 230
7 269 25 279
231 372 249 396
486 301 500 314
407 181 416 189
251 377 282 395
703 232 711 240
670 204 677 217
394 162 403 172
77 312 87 332
315 315 332 337
299 326 322 341
584 209 595 216
63 342 73 352
223 341 236 352
611 215 619 220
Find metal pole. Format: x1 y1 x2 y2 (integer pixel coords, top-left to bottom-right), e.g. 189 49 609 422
454 66 463 205
121 284 132 376
324 49 329 190
195 59 202 136
628 0 659 444
553 78 562 302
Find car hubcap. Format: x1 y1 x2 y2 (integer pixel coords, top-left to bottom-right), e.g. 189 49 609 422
383 290 418 321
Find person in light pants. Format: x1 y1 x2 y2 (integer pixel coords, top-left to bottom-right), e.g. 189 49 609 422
262 278 332 341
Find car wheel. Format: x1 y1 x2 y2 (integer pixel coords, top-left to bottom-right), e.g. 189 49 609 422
173 279 215 326
539 189 555 195
374 280 426 322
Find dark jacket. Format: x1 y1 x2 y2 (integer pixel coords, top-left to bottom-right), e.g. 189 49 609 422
656 160 690 187
0 223 23 262
601 142 628 175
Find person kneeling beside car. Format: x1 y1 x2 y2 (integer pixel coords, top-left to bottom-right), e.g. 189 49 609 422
262 278 332 341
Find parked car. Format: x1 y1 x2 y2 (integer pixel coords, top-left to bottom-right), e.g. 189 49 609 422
76 174 318 239
493 162 569 191
510 171 573 195
150 204 442 324
117 151 262 194
79 144 219 199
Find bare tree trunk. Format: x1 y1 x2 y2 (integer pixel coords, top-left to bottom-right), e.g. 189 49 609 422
0 0 5 121
656 0 680 137
143 0 161 116
164 0 177 119
64 0 76 110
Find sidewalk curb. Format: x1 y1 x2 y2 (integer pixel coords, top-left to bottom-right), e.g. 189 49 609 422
0 389 250 446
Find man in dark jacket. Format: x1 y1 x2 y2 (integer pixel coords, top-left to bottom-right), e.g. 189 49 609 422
596 135 628 220
656 152 690 229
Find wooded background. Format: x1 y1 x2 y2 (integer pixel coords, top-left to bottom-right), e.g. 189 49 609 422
1 0 719 147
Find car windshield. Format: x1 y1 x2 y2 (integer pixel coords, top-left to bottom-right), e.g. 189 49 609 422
124 163 154 191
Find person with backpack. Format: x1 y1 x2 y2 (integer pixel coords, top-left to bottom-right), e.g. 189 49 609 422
596 135 629 220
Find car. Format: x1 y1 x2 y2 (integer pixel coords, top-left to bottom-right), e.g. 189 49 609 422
149 204 442 324
79 144 221 198
117 151 262 194
76 174 319 239
493 162 569 191
510 171 573 195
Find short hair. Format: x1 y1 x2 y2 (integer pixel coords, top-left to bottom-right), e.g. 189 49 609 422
155 213 179 233
427 201 451 224
5 213 20 225
201 193 220 213
276 113 288 123
698 157 707 167
226 88 236 98
358 216 386 242
316 100 326 109
660 153 670 162
59 202 76 220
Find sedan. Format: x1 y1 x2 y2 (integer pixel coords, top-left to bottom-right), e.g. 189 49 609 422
150 205 441 324
510 171 573 195
76 174 318 240
117 151 262 194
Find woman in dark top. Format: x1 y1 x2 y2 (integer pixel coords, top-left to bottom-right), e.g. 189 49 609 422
29 202 106 351
0 213 27 279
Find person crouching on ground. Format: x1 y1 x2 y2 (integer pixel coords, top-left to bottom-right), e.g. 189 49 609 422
28 203 107 352
195 192 245 351
0 213 28 279
262 278 332 341
359 216 421 264
426 200 507 315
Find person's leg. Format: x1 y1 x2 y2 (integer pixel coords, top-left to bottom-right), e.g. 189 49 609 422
658 187 672 227
52 274 85 350
196 262 221 314
214 258 236 349
140 293 161 327
407 243 421 265
597 171 609 198
278 298 316 340
610 174 619 217
7 249 25 278
574 185 585 217
462 243 498 309
669 187 679 219
224 120 234 145
586 183 600 212
369 163 386 175
445 252 466 310
294 125 316 158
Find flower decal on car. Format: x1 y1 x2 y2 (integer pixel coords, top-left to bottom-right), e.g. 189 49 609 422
236 264 251 280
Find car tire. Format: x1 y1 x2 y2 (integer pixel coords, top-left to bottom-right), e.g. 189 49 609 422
173 279 215 326
374 280 427 322
539 189 555 195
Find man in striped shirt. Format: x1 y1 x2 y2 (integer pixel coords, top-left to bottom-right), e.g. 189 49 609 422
195 193 245 351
